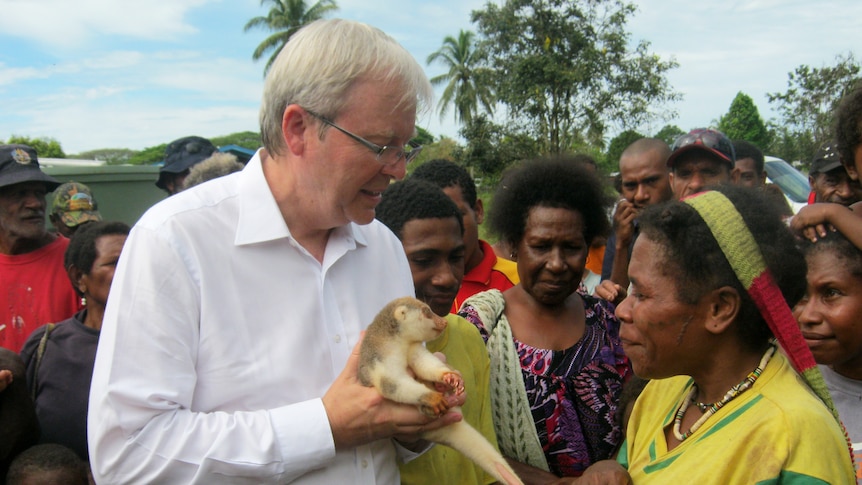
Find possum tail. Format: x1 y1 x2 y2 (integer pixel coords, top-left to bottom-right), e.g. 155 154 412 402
423 415 524 485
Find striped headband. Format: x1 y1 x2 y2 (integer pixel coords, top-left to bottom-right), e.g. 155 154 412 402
683 191 840 423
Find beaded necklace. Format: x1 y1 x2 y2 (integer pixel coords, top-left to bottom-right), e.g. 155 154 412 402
672 343 776 441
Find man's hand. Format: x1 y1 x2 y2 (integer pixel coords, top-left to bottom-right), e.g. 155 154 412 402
790 203 836 242
321 337 463 450
612 201 638 246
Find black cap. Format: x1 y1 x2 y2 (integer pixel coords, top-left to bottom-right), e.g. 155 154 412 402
810 142 842 175
0 144 60 191
156 136 217 190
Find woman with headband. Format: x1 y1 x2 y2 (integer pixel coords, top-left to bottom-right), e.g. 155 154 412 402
579 185 854 484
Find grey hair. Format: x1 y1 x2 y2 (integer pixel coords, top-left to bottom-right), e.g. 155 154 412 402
259 19 433 155
182 152 244 190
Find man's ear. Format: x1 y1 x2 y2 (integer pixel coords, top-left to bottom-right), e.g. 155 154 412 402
281 104 311 156
845 162 859 181
474 198 484 225
704 286 740 336
731 167 741 184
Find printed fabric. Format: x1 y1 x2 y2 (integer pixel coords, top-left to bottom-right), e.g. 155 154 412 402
459 289 630 477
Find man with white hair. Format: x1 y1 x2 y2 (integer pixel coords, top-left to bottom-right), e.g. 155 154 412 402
89 19 457 484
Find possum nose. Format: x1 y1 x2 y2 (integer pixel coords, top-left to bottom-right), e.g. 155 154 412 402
434 314 447 331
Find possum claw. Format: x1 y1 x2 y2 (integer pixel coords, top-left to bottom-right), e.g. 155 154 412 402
419 392 449 417
442 372 465 396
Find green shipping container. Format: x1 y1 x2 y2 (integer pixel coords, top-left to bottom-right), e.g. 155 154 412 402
41 161 165 228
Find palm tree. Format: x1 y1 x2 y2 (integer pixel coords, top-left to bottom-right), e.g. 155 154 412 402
427 30 495 125
244 0 339 76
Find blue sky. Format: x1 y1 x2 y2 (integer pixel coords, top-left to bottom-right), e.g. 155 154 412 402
1 0 860 155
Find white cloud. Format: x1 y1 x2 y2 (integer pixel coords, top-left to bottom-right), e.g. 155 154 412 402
0 63 46 86
2 0 213 48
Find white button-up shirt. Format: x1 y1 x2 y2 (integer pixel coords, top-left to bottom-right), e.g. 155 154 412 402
88 152 415 483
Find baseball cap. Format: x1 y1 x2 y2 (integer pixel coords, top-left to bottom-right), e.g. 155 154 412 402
0 144 61 191
156 136 217 190
810 142 842 175
667 129 736 169
50 181 102 227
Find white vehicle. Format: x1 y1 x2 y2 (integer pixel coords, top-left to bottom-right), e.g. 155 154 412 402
764 156 809 214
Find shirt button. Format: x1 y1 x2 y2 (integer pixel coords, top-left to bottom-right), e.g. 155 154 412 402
334 334 341 343
361 459 368 468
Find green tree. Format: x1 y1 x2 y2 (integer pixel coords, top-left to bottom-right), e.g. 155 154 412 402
211 131 263 151
411 127 435 147
654 124 684 146
73 148 137 164
427 30 495 125
472 0 680 154
767 52 861 165
456 115 539 177
409 136 461 171
244 0 338 76
6 135 66 158
127 144 168 165
605 129 644 171
718 92 770 149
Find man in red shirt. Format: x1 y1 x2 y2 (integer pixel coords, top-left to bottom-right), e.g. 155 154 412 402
411 159 519 312
0 145 81 351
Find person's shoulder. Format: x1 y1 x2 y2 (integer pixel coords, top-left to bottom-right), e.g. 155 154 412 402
490 253 518 281
351 219 404 248
461 289 505 312
20 325 48 363
445 314 485 340
138 175 240 229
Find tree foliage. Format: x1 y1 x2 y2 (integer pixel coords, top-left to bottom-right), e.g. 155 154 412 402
654 124 684 147
73 148 137 165
5 135 66 158
456 115 540 177
244 0 338 76
127 144 167 166
767 52 861 165
410 136 461 169
210 131 263 151
718 92 770 149
471 0 680 154
605 129 643 171
427 30 495 125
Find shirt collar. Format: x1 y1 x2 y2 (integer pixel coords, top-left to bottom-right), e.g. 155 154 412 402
234 150 368 250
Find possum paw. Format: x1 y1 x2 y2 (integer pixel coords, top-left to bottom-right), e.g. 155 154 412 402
418 392 449 417
441 372 465 396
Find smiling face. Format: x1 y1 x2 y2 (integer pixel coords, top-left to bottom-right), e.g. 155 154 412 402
615 235 710 379
794 248 862 379
514 206 587 307
400 216 466 317
809 168 858 206
303 77 416 228
0 181 50 254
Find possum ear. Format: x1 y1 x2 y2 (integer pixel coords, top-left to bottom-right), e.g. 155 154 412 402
389 305 407 333
393 305 408 324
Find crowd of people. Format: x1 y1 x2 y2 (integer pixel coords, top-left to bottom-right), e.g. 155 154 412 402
0 17 861 485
